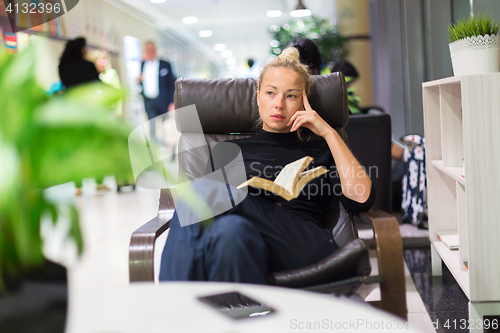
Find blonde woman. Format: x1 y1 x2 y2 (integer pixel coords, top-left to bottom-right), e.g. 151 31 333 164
89 49 123 118
160 48 374 284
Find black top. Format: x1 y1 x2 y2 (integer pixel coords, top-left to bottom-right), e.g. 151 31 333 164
58 59 99 89
210 129 375 229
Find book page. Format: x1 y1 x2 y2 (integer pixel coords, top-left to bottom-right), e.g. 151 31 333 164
273 156 312 194
436 233 459 250
295 166 328 194
237 177 294 201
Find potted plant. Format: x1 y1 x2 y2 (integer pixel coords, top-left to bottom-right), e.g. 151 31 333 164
269 15 349 72
448 14 500 76
0 43 134 330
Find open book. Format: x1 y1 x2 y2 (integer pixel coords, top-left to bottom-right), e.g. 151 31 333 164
237 156 327 201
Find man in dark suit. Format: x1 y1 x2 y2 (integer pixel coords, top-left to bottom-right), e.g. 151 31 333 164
138 41 176 139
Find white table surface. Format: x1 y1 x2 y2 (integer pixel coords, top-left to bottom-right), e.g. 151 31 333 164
66 281 422 333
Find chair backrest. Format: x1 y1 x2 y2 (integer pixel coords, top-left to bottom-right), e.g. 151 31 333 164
345 113 392 213
173 73 355 243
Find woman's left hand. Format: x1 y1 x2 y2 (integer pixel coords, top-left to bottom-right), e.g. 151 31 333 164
287 90 334 139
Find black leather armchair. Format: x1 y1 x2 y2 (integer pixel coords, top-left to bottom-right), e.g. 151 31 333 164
129 73 407 319
346 113 393 213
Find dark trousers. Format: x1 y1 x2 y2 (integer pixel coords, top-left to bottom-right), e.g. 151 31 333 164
159 179 339 284
144 97 164 139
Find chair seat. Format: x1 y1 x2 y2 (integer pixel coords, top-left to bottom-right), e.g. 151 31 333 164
268 238 370 289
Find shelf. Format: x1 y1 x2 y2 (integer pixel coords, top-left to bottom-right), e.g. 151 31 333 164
425 73 500 312
432 240 470 299
422 76 462 88
432 160 465 186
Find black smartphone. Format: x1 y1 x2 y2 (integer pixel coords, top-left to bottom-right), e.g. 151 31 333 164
197 291 275 319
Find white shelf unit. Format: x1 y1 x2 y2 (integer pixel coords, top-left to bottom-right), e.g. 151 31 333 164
423 73 500 330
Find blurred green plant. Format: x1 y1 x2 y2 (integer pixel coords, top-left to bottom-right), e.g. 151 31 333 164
346 76 361 115
269 15 349 70
0 43 134 292
448 14 500 43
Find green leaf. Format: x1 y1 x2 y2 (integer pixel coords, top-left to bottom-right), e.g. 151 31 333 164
448 14 499 42
0 45 47 144
63 82 126 110
69 205 83 254
30 100 134 189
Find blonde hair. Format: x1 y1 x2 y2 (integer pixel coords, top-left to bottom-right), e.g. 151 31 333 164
87 49 111 69
257 47 311 95
254 47 314 141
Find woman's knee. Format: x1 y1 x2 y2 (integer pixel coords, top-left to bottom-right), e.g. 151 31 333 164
206 215 256 241
203 215 266 264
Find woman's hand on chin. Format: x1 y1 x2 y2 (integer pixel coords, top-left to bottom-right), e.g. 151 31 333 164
287 90 334 139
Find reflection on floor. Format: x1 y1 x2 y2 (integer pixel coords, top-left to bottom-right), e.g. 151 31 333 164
404 248 469 333
405 246 500 333
354 249 435 333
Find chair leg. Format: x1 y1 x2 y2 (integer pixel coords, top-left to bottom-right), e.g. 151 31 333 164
359 210 407 320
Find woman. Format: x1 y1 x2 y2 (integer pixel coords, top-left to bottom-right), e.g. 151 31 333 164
89 49 123 118
159 47 374 284
58 37 99 90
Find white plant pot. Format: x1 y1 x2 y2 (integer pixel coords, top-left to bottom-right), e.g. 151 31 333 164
449 34 500 76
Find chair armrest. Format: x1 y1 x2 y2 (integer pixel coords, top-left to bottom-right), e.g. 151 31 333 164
357 209 407 320
129 189 175 282
268 238 371 289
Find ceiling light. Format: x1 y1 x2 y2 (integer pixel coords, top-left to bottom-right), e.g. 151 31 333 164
290 0 311 17
225 57 237 65
220 50 233 58
290 9 311 17
266 10 282 17
213 43 227 51
150 0 166 3
199 30 213 37
182 16 198 24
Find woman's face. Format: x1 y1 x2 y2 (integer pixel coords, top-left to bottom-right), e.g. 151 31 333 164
95 57 107 73
257 66 305 133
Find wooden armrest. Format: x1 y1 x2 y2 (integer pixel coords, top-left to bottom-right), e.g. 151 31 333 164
358 209 407 320
129 189 175 282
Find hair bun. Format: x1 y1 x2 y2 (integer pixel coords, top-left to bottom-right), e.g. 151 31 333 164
278 47 301 63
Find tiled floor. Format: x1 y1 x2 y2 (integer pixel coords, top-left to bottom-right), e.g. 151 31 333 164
357 250 436 333
405 248 469 333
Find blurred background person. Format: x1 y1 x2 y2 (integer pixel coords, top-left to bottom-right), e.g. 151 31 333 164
137 41 176 142
332 60 359 85
286 37 322 75
90 49 124 118
239 58 260 78
58 37 99 90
